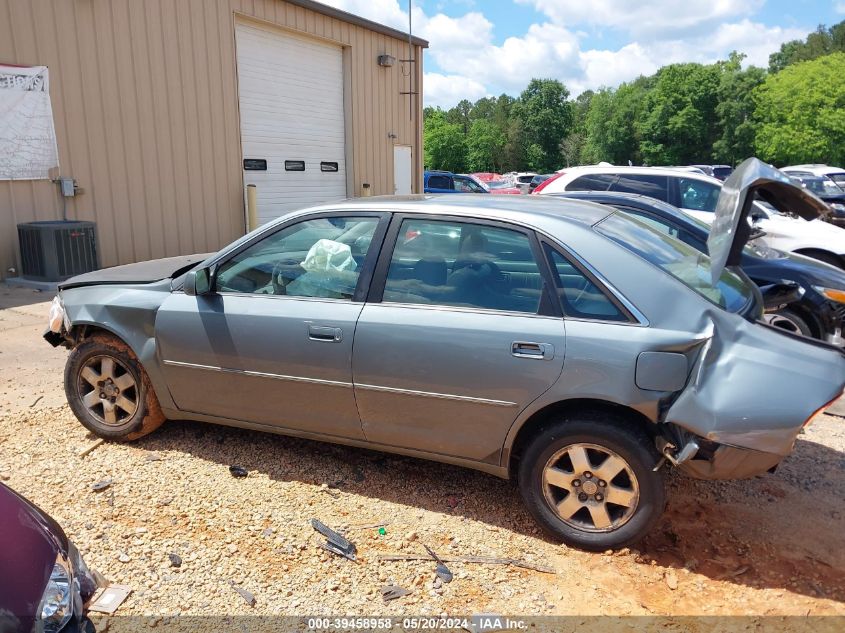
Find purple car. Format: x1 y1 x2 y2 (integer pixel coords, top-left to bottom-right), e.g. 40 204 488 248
0 483 98 633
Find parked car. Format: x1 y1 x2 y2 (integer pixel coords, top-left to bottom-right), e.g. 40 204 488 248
782 164 845 188
534 164 845 269
552 190 845 345
486 180 522 195
470 172 501 183
45 159 845 551
423 171 488 194
691 165 733 181
0 483 98 633
511 172 538 193
528 174 552 193
789 175 845 228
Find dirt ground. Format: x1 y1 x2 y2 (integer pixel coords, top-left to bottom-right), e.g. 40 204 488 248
1 283 844 620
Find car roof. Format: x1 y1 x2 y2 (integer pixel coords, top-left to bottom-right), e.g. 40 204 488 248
548 191 704 229
553 164 723 184
299 193 614 230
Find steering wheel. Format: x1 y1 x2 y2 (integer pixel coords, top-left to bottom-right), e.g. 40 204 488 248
271 259 302 295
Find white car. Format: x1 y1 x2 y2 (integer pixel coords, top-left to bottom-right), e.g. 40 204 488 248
534 165 845 269
782 164 845 189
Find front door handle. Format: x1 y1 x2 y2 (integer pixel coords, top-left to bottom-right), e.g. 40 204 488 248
309 325 342 343
511 341 554 360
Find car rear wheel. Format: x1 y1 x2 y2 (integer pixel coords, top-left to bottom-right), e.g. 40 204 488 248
65 333 165 441
518 413 665 551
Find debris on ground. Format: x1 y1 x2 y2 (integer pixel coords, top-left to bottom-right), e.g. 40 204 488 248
91 478 113 492
378 553 556 574
311 518 357 561
228 465 248 478
78 438 105 458
423 543 453 583
665 569 679 590
168 553 182 568
230 581 256 607
88 584 132 614
380 585 411 603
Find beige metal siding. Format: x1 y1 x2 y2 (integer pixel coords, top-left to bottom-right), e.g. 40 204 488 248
0 0 424 277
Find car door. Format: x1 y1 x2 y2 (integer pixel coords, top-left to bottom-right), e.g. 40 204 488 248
154 212 389 440
351 215 566 463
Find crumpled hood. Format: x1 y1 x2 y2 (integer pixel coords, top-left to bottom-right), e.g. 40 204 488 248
58 253 211 290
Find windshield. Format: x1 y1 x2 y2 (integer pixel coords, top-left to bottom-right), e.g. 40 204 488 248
828 173 845 187
801 177 844 196
488 180 512 189
596 212 751 312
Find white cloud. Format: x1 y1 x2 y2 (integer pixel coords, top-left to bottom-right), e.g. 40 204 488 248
424 72 487 108
314 0 813 108
516 0 764 37
836 1 845 14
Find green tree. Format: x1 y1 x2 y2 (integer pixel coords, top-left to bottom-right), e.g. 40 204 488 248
713 52 766 166
466 119 506 172
754 52 845 166
769 21 845 73
582 78 651 165
639 63 721 165
510 79 574 171
423 110 467 172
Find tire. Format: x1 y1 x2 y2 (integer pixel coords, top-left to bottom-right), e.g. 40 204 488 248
65 333 165 441
767 309 813 338
517 412 665 551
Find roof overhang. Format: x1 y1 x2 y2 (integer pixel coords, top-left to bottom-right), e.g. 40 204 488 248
286 0 429 47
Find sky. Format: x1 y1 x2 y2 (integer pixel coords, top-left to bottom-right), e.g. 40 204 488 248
320 0 845 108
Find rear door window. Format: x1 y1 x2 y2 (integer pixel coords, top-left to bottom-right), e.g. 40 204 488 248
677 178 721 212
381 219 545 314
608 174 669 201
427 175 452 190
566 173 617 191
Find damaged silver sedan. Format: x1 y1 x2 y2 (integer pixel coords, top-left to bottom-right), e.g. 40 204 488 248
45 158 845 550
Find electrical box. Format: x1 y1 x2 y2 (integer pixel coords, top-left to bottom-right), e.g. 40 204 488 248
59 178 76 197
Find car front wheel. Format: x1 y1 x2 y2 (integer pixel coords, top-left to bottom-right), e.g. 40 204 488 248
65 333 165 441
518 413 665 551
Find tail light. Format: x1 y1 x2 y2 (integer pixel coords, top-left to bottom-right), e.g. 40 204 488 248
531 172 564 194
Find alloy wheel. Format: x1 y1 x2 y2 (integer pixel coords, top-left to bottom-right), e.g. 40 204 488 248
542 442 640 533
77 355 138 426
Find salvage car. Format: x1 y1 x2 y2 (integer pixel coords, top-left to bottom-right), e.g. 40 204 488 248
551 190 845 345
0 483 98 633
534 165 845 269
45 159 845 550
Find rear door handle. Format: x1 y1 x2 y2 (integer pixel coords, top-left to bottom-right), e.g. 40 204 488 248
308 325 342 343
511 341 554 360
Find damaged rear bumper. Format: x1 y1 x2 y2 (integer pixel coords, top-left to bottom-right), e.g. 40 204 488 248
677 443 783 480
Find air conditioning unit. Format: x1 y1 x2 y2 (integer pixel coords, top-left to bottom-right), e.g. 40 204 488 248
17 221 99 282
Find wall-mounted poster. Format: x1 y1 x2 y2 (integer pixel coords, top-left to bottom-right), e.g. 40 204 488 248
0 65 59 180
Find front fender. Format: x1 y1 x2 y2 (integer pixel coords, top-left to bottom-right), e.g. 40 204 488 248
59 282 176 411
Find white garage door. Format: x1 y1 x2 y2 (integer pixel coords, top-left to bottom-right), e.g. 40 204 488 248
235 22 347 225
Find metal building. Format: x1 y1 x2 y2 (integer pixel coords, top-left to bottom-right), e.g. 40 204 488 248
0 0 426 278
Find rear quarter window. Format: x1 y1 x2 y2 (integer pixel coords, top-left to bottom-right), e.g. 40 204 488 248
566 173 617 191
608 174 669 200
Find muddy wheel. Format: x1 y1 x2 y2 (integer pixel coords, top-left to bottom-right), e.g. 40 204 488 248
518 412 665 551
65 333 165 441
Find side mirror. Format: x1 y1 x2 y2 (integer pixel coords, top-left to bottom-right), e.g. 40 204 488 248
184 267 212 296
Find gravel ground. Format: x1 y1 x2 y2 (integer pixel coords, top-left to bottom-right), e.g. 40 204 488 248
2 284 845 620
